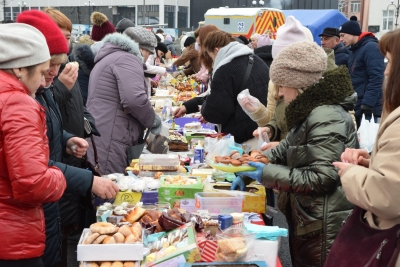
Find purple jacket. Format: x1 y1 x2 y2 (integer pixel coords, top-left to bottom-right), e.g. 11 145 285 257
86 33 154 174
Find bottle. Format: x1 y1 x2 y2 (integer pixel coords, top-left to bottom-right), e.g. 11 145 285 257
193 143 204 164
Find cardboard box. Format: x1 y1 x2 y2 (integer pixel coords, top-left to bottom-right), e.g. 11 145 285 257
247 239 280 267
203 182 266 213
77 229 143 261
158 176 203 208
113 191 159 206
143 224 201 267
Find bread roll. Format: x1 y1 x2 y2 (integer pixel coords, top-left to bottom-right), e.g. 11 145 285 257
67 61 79 67
113 232 125 243
86 262 100 267
111 261 124 267
120 207 146 223
118 225 132 237
84 233 100 244
123 262 135 267
99 262 112 267
124 234 138 244
90 222 118 235
102 236 116 244
93 235 109 244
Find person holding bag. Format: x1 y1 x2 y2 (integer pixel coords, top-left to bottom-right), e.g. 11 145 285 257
326 29 400 267
235 41 357 267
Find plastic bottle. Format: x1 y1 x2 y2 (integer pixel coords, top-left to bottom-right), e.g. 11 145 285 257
193 143 204 164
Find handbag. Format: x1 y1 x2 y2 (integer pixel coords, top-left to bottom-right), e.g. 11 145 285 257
126 128 151 166
325 206 400 267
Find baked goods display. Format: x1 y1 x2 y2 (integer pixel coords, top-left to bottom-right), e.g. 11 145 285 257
83 222 143 245
215 237 248 262
214 150 269 166
81 261 136 267
145 227 189 263
163 175 198 185
168 133 188 151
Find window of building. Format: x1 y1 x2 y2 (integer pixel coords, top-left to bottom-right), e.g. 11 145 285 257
383 10 394 31
350 0 361 13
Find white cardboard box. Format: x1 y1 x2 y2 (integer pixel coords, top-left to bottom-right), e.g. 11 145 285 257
77 228 144 261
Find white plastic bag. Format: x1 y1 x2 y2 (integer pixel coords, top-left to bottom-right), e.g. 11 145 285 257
357 114 379 153
257 127 270 151
237 89 260 117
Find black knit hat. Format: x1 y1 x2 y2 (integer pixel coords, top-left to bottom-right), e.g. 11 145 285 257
183 36 196 47
156 42 168 54
339 16 361 36
116 18 135 33
237 35 250 45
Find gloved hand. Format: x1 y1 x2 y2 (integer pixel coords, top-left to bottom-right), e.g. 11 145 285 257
237 162 266 183
361 104 373 116
230 176 246 191
150 114 162 135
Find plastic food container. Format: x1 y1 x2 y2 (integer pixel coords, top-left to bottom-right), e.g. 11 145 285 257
195 192 243 216
138 154 180 171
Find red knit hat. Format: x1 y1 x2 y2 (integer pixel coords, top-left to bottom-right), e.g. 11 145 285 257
17 10 69 55
91 12 116 41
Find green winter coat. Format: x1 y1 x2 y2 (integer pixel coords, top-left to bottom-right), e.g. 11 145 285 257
263 66 357 267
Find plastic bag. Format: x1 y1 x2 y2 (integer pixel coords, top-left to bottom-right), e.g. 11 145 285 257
357 114 379 153
215 227 256 262
237 89 261 117
206 135 243 162
256 127 270 151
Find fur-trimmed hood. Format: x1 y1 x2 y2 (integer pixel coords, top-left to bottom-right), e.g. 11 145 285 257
95 33 143 63
72 44 95 76
285 65 354 130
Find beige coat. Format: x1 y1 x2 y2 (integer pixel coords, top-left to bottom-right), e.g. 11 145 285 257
341 107 400 266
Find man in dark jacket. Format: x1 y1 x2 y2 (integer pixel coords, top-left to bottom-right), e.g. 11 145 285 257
339 16 385 128
319 27 349 66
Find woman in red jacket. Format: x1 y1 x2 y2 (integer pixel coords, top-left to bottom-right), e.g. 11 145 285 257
0 24 66 267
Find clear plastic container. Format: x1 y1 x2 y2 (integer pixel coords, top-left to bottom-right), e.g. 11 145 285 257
138 154 180 171
195 192 243 216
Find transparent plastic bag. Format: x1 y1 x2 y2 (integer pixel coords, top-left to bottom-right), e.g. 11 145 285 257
357 114 379 153
237 89 261 117
215 227 256 262
257 127 270 151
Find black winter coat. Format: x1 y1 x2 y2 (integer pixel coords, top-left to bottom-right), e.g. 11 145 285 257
202 52 268 144
36 88 93 267
72 44 96 105
333 42 349 67
254 45 273 68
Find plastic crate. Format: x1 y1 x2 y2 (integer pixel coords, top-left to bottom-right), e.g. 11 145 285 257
195 192 243 216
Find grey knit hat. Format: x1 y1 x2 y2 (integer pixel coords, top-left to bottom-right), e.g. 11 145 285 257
116 18 135 33
0 23 50 69
123 27 157 54
270 41 327 89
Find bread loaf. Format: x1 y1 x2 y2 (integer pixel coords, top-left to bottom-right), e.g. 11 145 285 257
120 207 146 223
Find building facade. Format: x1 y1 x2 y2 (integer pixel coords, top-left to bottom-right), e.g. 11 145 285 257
368 0 398 39
1 0 190 28
190 0 339 29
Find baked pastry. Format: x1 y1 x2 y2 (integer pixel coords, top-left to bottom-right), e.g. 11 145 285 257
84 233 100 244
230 159 242 166
120 206 146 223
140 210 161 224
102 236 116 244
123 262 135 267
130 222 142 238
86 263 100 267
124 234 138 243
99 262 112 267
215 237 248 262
111 262 124 267
113 232 125 243
93 234 109 244
118 225 132 237
150 221 163 233
90 222 117 235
